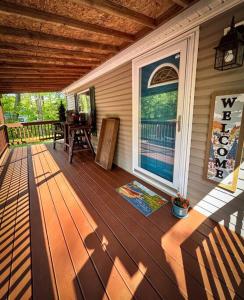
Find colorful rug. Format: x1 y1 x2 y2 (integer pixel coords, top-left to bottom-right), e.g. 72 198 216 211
116 181 168 216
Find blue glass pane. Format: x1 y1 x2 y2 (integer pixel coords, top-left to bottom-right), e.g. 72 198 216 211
139 53 179 182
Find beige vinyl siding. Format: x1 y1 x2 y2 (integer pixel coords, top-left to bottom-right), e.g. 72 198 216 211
188 4 244 237
66 62 133 172
66 93 76 110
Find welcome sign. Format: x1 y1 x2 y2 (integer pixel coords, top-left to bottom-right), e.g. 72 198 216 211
206 91 244 192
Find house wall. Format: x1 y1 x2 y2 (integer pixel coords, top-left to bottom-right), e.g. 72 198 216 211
66 4 244 236
66 93 76 111
67 62 132 172
187 5 244 236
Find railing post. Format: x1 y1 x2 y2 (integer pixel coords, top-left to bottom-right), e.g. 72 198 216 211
0 124 9 158
4 125 9 144
0 96 5 125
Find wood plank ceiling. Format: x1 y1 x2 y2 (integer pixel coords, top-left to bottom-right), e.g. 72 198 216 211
0 0 197 93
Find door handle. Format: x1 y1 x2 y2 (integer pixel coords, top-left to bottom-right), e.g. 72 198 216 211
177 115 181 132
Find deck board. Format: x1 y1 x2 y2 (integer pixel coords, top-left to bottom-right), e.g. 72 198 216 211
0 144 243 300
37 144 110 300
8 148 32 300
31 144 82 299
0 147 32 300
28 146 58 300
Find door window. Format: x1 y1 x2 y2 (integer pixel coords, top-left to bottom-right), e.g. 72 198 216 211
139 53 180 183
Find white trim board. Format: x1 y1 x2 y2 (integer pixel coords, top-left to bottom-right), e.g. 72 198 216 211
63 0 243 94
77 88 89 95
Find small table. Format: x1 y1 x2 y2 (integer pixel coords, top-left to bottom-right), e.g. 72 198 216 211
63 123 95 163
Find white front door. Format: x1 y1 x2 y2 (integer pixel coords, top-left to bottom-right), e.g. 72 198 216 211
133 36 197 196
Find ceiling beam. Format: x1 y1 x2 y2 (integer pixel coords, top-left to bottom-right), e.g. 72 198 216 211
0 78 82 83
171 0 188 8
0 79 79 83
0 90 63 93
0 42 104 61
0 77 77 81
0 81 75 85
156 4 183 26
0 82 66 85
0 26 119 53
0 82 66 90
0 62 92 70
0 84 67 88
1 84 74 88
0 87 63 89
0 74 80 78
0 87 64 92
0 53 100 66
0 88 70 92
0 66 87 72
0 1 134 42
0 68 86 74
0 77 73 83
73 0 156 28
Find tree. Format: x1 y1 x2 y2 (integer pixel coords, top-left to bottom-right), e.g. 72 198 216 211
1 94 16 122
141 91 177 121
58 101 66 122
35 95 43 121
1 92 66 123
14 93 21 121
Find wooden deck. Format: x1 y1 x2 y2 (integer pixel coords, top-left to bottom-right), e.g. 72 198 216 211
0 143 243 300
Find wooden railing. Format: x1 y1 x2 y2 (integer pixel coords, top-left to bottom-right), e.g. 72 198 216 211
0 124 9 157
140 120 176 148
7 120 58 145
6 120 176 146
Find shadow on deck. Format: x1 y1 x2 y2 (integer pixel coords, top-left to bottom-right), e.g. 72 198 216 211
0 144 243 299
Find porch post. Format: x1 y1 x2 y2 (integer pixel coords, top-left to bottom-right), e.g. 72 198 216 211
0 94 5 125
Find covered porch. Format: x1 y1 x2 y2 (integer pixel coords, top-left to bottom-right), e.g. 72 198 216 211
0 142 243 299
0 0 244 299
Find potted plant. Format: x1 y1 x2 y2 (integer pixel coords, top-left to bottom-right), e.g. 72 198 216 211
171 193 190 219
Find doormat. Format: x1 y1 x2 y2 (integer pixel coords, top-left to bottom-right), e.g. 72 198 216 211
116 181 168 216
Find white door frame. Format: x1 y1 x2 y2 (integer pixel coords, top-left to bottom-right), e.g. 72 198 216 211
132 28 199 197
133 40 187 191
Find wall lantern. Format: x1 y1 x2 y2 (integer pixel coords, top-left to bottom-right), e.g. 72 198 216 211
214 17 244 71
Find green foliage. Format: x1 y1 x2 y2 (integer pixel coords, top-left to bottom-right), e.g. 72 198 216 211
141 91 177 121
77 94 91 113
1 92 66 123
1 94 16 122
18 93 38 121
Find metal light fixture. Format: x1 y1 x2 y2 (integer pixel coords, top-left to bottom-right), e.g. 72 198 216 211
214 17 244 71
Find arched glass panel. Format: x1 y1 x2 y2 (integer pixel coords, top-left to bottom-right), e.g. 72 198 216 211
148 64 179 88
